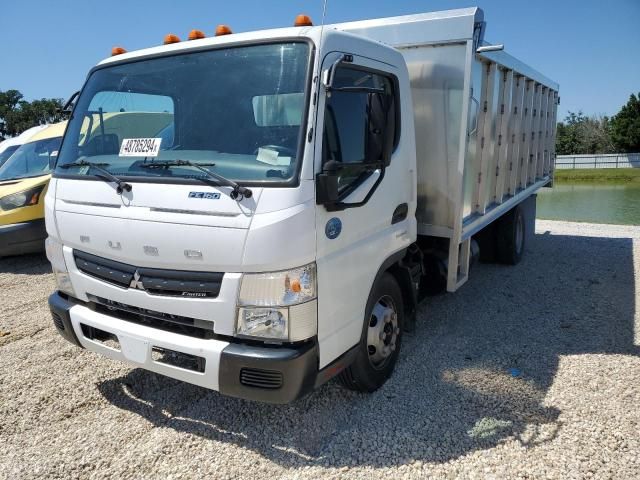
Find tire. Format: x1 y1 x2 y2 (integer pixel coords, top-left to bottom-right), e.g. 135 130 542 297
496 205 525 265
338 272 404 392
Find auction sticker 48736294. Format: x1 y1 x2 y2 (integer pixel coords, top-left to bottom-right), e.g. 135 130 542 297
119 138 162 157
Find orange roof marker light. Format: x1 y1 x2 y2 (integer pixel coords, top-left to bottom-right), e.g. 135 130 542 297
215 25 233 36
111 46 127 56
188 29 206 40
294 14 313 27
163 34 181 45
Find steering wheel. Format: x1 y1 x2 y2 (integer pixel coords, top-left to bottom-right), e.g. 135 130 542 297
253 145 296 157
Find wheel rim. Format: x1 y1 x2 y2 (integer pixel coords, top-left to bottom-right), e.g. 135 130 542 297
515 214 524 255
366 295 399 370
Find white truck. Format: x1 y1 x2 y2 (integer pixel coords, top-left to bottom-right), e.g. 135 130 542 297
46 7 558 403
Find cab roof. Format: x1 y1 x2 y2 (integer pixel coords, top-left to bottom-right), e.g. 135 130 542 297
97 25 316 67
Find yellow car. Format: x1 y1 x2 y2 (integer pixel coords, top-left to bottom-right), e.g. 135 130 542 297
0 112 172 257
0 122 67 257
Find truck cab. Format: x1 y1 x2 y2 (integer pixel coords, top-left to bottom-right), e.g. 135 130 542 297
46 8 557 403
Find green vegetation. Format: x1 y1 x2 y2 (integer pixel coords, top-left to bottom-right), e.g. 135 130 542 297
554 168 640 183
0 89 64 139
556 92 640 155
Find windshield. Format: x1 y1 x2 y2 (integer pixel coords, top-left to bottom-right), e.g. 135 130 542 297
0 145 20 167
56 42 311 184
0 137 61 181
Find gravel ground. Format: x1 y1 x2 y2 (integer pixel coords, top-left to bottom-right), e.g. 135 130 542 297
1 220 639 479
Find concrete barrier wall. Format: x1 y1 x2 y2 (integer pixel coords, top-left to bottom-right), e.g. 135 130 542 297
555 153 640 169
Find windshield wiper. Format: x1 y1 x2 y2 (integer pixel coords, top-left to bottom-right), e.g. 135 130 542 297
59 160 132 194
140 160 253 200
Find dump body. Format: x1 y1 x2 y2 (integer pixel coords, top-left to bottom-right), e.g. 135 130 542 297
339 8 559 289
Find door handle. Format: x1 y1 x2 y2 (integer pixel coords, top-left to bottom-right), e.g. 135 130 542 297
391 203 408 225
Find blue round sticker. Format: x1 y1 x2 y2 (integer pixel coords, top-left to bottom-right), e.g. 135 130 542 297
325 217 342 240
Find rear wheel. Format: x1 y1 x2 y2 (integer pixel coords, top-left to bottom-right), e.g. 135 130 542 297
496 205 525 265
338 273 404 392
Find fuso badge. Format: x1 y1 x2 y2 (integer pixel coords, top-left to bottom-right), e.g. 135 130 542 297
325 217 342 240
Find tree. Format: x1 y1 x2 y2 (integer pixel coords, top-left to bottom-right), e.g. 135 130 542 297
0 89 24 138
610 92 640 153
555 111 615 155
556 112 582 155
0 89 64 139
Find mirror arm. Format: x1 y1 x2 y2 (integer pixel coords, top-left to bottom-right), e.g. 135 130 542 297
58 90 80 117
324 54 354 91
325 167 386 212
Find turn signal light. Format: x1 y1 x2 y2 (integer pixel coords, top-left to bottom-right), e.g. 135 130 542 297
163 34 181 45
215 25 233 36
188 29 205 40
294 14 313 27
111 46 127 56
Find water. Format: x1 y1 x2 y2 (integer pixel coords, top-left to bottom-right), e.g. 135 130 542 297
537 183 640 225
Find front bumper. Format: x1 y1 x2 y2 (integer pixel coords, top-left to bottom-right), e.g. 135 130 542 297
0 219 46 257
48 292 320 404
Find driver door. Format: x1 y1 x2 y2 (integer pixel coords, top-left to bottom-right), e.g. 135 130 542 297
314 53 414 368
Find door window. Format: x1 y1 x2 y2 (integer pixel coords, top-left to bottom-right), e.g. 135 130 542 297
323 66 398 191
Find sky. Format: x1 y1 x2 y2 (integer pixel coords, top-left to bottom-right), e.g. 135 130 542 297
2 0 639 120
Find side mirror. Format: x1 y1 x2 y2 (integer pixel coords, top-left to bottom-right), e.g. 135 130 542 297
315 160 341 205
365 92 395 167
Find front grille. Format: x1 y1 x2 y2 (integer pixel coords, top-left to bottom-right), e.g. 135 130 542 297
51 312 65 331
240 368 283 389
88 294 215 339
73 250 223 298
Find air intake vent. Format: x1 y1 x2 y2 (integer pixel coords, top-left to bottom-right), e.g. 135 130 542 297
51 312 65 331
240 368 283 390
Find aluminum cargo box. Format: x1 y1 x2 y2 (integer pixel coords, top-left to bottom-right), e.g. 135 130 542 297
337 8 559 290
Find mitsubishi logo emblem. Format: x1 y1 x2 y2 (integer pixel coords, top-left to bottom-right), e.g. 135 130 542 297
129 270 145 290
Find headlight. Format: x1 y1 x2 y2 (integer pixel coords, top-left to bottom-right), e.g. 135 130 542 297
45 237 75 297
237 307 289 340
237 263 317 342
0 185 45 211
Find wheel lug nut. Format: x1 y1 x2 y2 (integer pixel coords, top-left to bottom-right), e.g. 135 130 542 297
385 316 391 324
379 331 385 340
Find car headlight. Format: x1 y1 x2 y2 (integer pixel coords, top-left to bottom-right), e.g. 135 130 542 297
45 237 75 297
237 263 317 342
0 185 45 211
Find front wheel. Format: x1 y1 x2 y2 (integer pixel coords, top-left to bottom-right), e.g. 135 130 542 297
338 273 404 392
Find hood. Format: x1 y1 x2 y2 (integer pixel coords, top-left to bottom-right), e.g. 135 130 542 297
50 177 316 273
52 178 260 271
